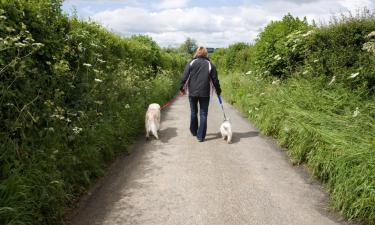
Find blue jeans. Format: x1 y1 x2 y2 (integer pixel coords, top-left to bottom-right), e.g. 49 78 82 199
189 96 210 140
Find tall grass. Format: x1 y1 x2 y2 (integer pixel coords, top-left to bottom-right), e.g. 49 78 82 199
221 73 375 224
212 12 375 224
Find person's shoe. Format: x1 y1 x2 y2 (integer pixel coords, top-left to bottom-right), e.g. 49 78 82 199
197 138 204 142
191 132 197 136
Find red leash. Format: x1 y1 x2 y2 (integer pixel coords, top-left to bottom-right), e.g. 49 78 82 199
160 92 185 110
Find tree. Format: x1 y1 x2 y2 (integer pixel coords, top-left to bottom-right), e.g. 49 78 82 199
179 37 198 55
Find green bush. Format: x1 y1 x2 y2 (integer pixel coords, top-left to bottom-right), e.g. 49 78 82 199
211 43 253 73
252 14 310 77
0 1 185 224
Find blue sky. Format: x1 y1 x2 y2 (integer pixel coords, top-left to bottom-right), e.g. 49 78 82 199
62 0 375 47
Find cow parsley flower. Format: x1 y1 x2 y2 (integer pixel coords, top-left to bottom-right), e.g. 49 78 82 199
44 127 55 132
349 72 359 79
302 30 314 37
72 127 83 135
366 31 375 38
328 76 336 85
272 80 280 85
94 78 103 83
353 107 359 117
245 70 252 75
83 63 92 67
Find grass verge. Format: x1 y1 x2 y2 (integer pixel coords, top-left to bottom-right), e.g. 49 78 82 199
221 72 375 224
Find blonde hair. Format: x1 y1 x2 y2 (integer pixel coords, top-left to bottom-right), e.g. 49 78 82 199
194 46 208 58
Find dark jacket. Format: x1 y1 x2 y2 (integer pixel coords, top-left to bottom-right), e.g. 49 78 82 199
180 56 221 97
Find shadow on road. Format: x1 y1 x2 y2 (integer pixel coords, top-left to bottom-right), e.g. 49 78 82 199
159 127 177 143
205 132 221 141
205 131 259 143
231 131 259 143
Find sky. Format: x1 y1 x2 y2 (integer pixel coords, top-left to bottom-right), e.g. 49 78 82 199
62 0 375 48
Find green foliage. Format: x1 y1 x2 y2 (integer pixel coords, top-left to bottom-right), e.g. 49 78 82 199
252 14 310 77
221 73 375 224
304 12 375 92
212 11 375 224
0 1 184 224
211 43 253 72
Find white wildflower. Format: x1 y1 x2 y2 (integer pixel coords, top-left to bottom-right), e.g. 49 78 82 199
50 114 65 120
65 118 71 122
303 70 309 75
5 27 15 32
362 42 375 54
313 59 319 63
94 78 103 83
348 72 359 79
284 126 290 132
245 70 252 75
83 63 92 67
32 43 44 47
93 69 100 73
366 31 375 38
328 76 336 86
5 103 14 106
272 80 280 85
15 42 27 48
302 30 314 37
44 127 55 132
97 59 106 63
72 126 83 135
125 104 130 109
353 107 359 117
274 55 281 60
0 15 7 20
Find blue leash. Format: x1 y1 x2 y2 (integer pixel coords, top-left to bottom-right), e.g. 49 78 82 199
217 95 228 121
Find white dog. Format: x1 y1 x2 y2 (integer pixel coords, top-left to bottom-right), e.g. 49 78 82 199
220 119 232 144
145 103 161 140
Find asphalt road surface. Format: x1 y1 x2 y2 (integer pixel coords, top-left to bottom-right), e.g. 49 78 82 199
69 96 355 225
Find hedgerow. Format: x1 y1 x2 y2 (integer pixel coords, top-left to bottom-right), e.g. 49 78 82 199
0 0 185 224
212 12 375 224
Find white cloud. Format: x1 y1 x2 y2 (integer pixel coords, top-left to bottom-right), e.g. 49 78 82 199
88 0 375 47
154 0 190 9
339 0 374 12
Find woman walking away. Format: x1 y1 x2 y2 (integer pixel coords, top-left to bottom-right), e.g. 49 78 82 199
180 47 222 142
